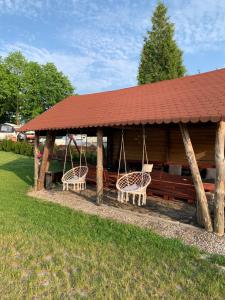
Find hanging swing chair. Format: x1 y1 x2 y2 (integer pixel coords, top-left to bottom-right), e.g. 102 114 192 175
61 134 88 191
116 127 153 206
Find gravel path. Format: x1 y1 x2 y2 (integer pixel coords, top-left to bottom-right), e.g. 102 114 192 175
28 187 225 256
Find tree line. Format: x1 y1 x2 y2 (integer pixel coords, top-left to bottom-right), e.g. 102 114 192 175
0 52 74 124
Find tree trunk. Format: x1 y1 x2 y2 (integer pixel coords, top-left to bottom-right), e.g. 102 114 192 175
37 131 55 191
214 121 225 236
96 128 104 205
179 123 213 232
34 132 39 191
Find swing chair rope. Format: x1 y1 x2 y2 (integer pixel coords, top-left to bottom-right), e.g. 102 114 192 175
117 129 127 179
69 140 74 169
116 126 152 205
63 134 75 176
118 127 148 177
142 126 149 169
79 135 82 171
63 134 69 175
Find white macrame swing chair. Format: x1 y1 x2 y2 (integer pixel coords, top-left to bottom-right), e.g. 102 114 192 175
116 127 153 206
61 134 88 191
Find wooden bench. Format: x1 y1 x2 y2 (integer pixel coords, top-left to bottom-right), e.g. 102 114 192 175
86 166 215 204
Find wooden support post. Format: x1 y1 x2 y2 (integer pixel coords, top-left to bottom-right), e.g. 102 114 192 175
96 128 104 205
34 132 39 191
214 121 225 236
37 131 55 191
179 123 213 232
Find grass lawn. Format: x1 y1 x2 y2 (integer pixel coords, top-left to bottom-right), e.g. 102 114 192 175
0 151 225 299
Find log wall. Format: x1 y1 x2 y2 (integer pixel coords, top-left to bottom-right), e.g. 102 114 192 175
110 123 216 167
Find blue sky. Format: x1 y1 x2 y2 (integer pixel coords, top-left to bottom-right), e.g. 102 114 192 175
0 0 225 94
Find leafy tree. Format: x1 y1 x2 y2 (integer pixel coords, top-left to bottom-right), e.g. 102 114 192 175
3 52 27 124
0 58 18 123
0 51 74 123
23 62 74 120
137 1 186 85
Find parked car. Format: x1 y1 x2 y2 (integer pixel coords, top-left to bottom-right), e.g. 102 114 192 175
0 123 21 141
17 130 35 142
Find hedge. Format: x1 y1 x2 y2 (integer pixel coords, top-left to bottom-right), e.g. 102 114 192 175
0 140 97 163
0 140 34 157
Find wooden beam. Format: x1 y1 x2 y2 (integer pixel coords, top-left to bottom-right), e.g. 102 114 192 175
96 128 104 205
34 132 39 191
37 131 55 191
214 121 225 236
179 123 213 232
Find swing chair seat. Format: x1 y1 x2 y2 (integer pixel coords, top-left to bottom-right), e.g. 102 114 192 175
121 183 139 192
116 172 151 206
62 166 88 191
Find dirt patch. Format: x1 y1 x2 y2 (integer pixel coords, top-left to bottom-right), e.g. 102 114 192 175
28 185 225 256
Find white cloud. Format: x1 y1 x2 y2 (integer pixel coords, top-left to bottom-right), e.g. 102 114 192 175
170 0 225 53
59 0 151 92
0 1 149 93
0 0 46 17
2 0 224 94
0 41 138 94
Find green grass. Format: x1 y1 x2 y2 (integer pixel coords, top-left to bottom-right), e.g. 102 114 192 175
0 152 225 299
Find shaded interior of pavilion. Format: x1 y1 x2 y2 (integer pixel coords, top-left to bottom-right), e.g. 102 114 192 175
35 123 219 228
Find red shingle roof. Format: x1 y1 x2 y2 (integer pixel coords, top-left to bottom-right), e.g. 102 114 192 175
19 68 225 132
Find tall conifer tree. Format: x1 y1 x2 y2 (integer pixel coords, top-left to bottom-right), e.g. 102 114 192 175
137 1 186 85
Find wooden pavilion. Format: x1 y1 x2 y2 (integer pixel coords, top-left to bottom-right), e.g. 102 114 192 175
19 68 225 235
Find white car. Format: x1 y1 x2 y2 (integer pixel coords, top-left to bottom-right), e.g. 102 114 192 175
0 123 21 141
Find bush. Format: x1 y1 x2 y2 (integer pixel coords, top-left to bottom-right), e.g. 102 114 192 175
0 139 34 157
14 142 21 154
6 140 14 152
86 151 97 165
19 142 26 155
25 143 33 156
1 139 8 151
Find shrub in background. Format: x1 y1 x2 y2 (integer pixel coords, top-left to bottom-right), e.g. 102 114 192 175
1 140 8 151
14 142 21 154
6 140 14 152
86 151 97 165
24 143 33 156
0 139 33 157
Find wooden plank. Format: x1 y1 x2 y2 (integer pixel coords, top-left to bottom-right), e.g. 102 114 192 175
96 128 104 205
37 131 55 191
179 123 213 232
34 132 39 191
214 121 225 236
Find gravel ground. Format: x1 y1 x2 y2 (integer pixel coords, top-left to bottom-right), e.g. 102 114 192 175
28 186 225 256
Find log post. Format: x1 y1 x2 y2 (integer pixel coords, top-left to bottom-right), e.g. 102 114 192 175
96 128 104 205
34 132 40 191
37 131 55 191
214 121 225 236
179 123 213 232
